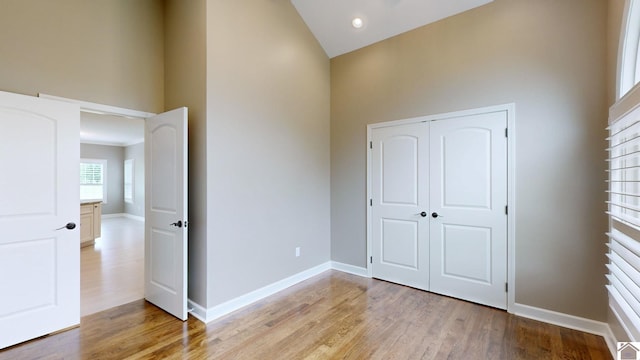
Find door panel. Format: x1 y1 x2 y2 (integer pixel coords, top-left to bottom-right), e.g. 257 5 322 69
440 224 492 283
371 123 429 290
150 228 177 290
0 91 79 349
145 107 188 321
381 219 419 268
440 128 492 209
381 136 419 205
429 111 507 309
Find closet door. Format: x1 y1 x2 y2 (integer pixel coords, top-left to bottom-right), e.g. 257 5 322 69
370 123 429 290
369 108 509 310
428 111 508 309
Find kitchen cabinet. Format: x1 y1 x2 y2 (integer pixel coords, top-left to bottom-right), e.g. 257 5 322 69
80 201 101 247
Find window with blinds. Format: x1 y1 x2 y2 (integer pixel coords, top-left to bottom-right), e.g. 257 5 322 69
608 0 640 340
608 91 640 341
80 159 107 202
124 159 134 203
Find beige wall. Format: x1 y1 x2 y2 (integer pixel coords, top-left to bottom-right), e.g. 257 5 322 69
164 0 208 307
331 0 609 321
1 0 330 312
1 0 618 325
608 0 626 106
0 0 164 113
206 0 331 306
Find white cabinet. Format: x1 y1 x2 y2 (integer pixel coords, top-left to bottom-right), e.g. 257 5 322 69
80 201 101 247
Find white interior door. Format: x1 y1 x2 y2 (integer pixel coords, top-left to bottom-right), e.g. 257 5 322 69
0 91 80 349
371 123 429 290
429 111 508 309
369 109 509 309
145 107 188 320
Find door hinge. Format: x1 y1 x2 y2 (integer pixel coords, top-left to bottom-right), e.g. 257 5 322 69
505 128 508 137
505 283 508 292
370 199 373 206
370 256 373 264
369 141 373 149
505 205 508 215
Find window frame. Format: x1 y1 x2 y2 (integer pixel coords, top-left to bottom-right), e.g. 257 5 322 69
607 0 640 341
619 0 640 98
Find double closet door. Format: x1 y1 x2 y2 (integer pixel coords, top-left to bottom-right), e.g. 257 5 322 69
370 110 508 309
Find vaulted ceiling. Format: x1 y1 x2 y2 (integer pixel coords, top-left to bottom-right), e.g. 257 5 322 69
290 0 494 58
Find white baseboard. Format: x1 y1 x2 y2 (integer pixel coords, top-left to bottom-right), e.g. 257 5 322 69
603 326 618 360
124 213 144 222
511 302 615 357
101 213 144 222
187 300 207 323
102 213 125 219
190 262 332 323
331 261 368 277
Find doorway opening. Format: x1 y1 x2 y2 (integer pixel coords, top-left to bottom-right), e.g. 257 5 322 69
39 94 157 317
39 93 189 321
79 111 146 316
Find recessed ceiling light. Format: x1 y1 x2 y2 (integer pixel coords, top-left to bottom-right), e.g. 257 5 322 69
352 17 364 29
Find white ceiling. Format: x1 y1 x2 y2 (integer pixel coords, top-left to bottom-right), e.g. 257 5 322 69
291 0 494 58
80 112 144 147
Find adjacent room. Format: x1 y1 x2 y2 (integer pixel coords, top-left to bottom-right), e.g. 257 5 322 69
79 112 146 316
0 0 637 358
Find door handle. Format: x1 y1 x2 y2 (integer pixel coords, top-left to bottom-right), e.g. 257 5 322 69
56 222 76 230
170 220 183 228
431 212 443 218
418 211 427 217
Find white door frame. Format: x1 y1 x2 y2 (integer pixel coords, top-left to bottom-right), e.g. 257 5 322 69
39 94 157 119
366 103 516 311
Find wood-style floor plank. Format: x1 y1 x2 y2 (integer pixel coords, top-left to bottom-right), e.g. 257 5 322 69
81 217 144 316
0 271 611 359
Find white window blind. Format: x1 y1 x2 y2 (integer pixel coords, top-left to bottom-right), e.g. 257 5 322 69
124 159 134 203
80 159 107 202
608 89 640 341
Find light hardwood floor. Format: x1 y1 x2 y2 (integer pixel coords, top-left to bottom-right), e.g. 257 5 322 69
81 216 144 316
1 270 611 359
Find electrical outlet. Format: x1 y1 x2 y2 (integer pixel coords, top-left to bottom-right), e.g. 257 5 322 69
295 247 301 257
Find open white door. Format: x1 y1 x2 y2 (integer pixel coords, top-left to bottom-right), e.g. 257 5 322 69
0 91 80 349
144 107 188 320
